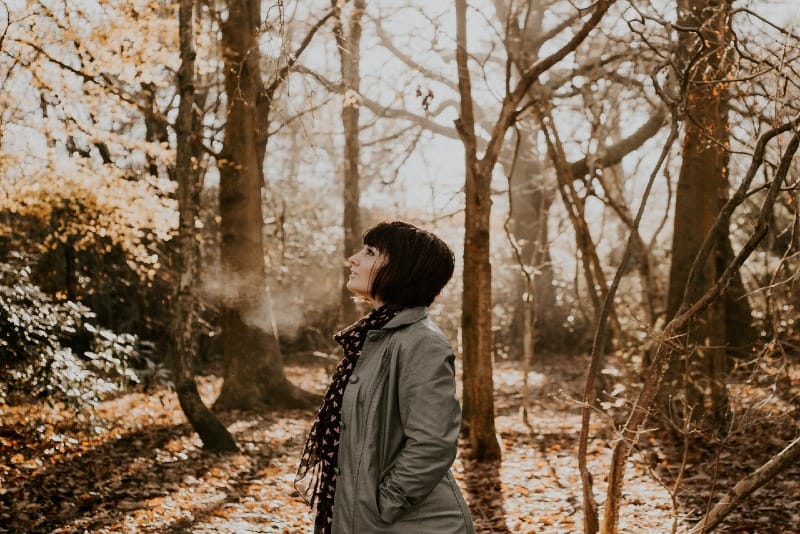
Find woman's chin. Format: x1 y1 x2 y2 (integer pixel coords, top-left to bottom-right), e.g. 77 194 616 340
346 283 366 298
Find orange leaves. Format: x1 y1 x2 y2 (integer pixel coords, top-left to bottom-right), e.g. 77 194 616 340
0 361 691 533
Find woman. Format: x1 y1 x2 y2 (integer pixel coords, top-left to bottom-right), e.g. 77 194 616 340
296 221 475 533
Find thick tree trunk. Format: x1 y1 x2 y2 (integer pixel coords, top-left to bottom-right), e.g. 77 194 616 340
215 0 317 410
662 0 735 430
173 0 236 452
333 0 365 327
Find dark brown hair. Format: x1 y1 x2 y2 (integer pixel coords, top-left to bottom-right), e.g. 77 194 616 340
363 221 455 307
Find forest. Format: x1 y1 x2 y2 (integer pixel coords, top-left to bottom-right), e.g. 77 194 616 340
1 0 799 532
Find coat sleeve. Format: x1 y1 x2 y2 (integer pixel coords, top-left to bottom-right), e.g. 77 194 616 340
376 326 462 524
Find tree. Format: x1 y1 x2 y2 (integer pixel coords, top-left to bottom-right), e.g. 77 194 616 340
214 1 330 410
172 0 236 452
0 1 181 342
661 0 744 430
333 0 366 327
454 0 615 461
599 114 800 534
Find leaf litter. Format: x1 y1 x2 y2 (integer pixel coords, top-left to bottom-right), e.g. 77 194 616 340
1 352 797 533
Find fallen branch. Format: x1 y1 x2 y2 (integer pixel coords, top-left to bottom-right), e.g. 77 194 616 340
689 435 800 533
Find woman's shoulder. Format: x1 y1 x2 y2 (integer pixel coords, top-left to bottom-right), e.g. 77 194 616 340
393 314 451 347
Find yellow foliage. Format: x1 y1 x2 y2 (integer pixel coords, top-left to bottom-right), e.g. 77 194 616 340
0 148 177 279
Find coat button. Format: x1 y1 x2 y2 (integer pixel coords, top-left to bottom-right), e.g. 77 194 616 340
350 375 359 384
340 420 346 430
334 467 340 475
368 333 380 341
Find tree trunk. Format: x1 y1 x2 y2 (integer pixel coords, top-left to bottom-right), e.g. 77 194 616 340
215 0 317 410
173 0 236 452
507 152 561 355
455 0 501 461
662 0 734 430
333 0 365 327
462 157 501 461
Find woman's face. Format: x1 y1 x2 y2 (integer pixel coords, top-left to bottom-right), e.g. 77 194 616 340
347 244 386 306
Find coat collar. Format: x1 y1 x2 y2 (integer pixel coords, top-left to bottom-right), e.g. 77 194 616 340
381 306 427 330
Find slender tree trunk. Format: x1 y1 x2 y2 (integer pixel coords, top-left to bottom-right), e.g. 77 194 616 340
539 108 621 340
584 118 680 534
173 0 236 452
463 157 500 460
455 0 501 461
215 0 317 410
333 0 365 326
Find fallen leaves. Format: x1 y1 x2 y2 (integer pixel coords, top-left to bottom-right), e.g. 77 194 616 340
1 353 798 533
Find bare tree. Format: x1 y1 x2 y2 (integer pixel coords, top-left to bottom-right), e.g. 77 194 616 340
214 1 332 410
600 115 800 534
172 0 236 452
454 0 615 461
333 0 366 326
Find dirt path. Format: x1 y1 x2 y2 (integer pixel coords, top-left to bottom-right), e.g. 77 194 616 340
1 356 680 533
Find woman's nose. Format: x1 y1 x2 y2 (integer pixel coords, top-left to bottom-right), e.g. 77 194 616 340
347 254 357 265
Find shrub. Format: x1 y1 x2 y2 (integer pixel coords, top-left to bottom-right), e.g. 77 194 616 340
0 255 139 406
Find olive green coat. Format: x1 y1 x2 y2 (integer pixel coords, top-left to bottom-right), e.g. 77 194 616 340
330 307 475 533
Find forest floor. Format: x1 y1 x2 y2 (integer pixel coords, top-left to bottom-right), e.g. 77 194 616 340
1 350 798 533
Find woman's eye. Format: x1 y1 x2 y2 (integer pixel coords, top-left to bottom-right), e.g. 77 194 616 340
365 249 374 256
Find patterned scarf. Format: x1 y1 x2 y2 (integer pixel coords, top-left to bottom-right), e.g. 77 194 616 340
295 304 402 534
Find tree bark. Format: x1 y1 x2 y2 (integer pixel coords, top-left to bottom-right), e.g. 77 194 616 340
662 0 735 430
454 0 500 461
173 0 236 452
215 0 317 410
333 0 365 327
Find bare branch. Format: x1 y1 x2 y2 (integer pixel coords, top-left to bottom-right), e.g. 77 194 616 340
265 8 336 98
690 435 800 533
602 117 800 534
367 12 455 89
582 111 680 533
570 105 668 177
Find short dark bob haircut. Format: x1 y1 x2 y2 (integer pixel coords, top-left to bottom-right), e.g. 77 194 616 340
363 221 455 308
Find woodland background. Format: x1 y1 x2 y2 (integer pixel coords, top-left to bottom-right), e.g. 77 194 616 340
1 0 799 532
